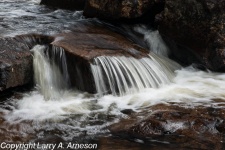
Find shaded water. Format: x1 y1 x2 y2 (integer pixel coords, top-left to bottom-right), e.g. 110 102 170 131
1 0 225 149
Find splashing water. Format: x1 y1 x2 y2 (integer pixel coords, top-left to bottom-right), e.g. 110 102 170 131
2 39 225 145
4 65 225 122
5 42 224 123
0 9 225 144
1 0 225 147
3 28 225 123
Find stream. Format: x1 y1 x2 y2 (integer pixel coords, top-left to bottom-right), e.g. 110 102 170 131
1 0 225 149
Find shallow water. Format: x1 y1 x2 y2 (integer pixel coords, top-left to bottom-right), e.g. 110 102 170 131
1 0 225 149
0 0 84 36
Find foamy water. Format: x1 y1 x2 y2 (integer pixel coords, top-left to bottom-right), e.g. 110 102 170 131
1 0 224 147
3 66 225 123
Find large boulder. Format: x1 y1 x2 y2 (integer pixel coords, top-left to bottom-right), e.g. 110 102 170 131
51 22 149 93
84 0 165 23
40 0 86 10
159 0 225 71
0 22 150 94
0 34 53 92
110 104 225 149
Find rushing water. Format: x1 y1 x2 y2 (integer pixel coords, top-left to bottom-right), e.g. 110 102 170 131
0 0 84 36
91 54 179 96
1 0 225 149
33 45 70 100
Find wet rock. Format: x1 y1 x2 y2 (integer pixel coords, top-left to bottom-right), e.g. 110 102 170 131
0 34 53 92
0 38 32 92
40 0 86 10
159 0 225 71
110 104 225 149
84 0 165 23
51 22 149 93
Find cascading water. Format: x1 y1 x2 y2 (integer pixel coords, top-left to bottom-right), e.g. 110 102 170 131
2 1 225 147
134 25 170 57
32 45 70 100
91 54 180 96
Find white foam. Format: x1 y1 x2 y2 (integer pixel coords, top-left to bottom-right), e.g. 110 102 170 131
5 90 94 122
163 121 186 132
4 66 225 122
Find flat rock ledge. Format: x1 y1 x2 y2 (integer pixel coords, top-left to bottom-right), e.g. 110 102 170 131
51 22 149 93
0 22 149 93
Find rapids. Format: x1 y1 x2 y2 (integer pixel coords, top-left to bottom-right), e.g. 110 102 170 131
0 0 225 149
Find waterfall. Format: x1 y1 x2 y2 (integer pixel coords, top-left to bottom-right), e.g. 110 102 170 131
30 26 180 98
91 54 180 97
32 45 70 100
134 25 170 57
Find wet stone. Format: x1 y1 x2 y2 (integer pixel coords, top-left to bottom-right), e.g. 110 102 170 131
51 22 149 93
159 0 225 71
0 34 53 92
110 103 225 149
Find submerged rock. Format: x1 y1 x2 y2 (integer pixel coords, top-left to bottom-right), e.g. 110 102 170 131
0 34 53 92
40 0 86 10
159 0 225 71
84 0 165 23
110 104 225 149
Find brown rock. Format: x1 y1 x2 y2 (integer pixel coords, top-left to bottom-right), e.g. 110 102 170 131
159 0 225 71
110 103 225 149
51 22 149 93
40 0 86 10
0 34 53 92
0 22 150 94
84 0 165 23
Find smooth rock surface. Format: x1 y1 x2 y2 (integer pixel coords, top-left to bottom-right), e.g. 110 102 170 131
51 22 149 93
159 0 225 71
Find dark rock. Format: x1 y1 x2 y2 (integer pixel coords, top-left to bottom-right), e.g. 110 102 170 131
51 22 149 93
0 38 32 91
159 0 225 71
0 34 53 92
84 0 165 23
40 0 86 10
110 104 225 149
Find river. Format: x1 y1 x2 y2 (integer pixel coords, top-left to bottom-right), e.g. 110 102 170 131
0 0 225 149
